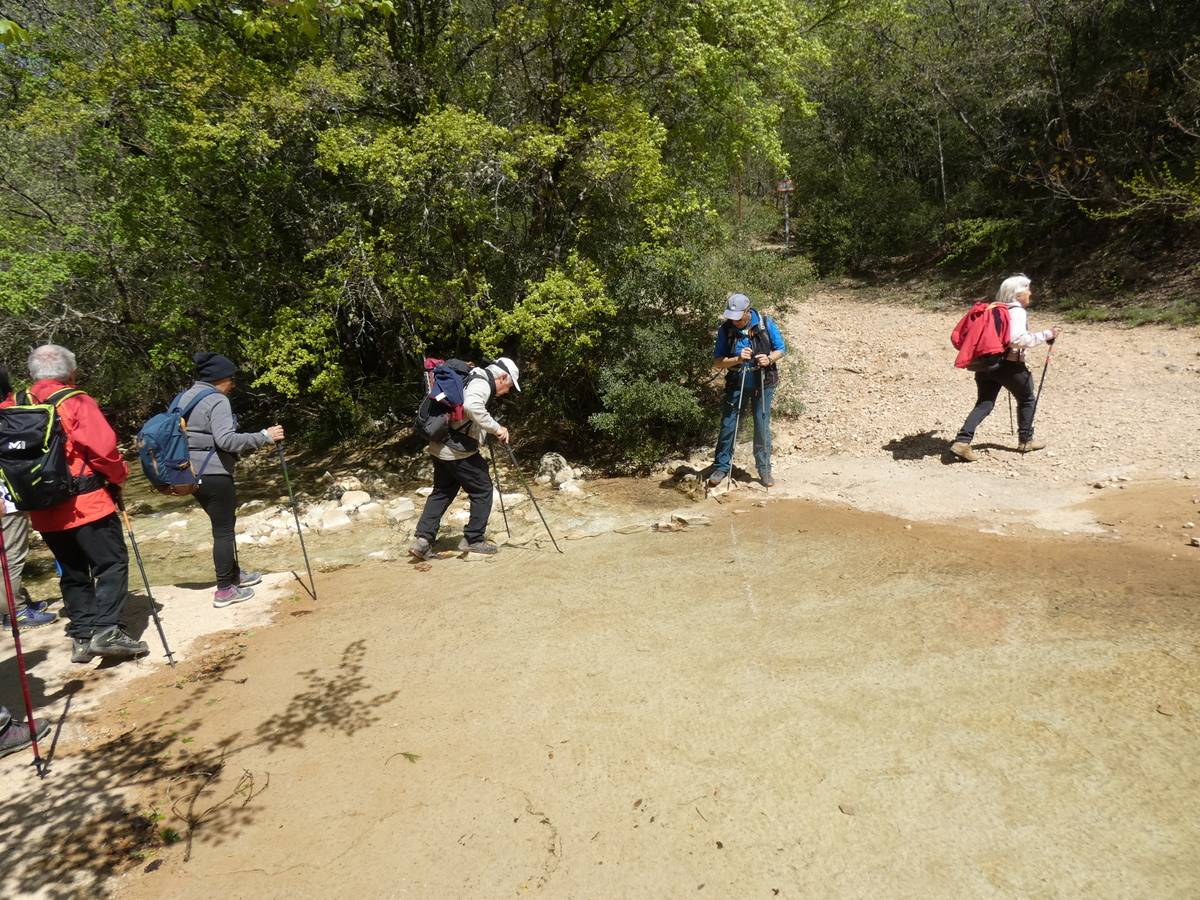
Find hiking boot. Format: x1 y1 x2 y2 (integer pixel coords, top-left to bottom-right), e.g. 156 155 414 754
409 537 436 561
707 472 727 488
213 585 255 608
237 570 264 588
71 637 97 664
950 441 978 462
0 716 50 759
458 538 498 555
1018 439 1047 453
759 472 776 488
1 606 58 629
88 626 149 661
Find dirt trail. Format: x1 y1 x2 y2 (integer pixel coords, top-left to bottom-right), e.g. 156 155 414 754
1 288 1198 898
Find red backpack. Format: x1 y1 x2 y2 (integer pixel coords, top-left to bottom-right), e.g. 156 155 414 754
951 302 1010 371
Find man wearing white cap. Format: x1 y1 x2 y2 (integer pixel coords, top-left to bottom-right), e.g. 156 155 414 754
709 294 786 488
410 357 520 557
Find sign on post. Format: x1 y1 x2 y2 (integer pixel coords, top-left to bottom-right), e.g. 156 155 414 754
776 178 794 247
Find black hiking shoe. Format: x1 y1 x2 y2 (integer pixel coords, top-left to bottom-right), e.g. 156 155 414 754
707 471 727 488
458 538 498 555
88 626 149 661
0 716 50 759
71 637 96 664
409 537 436 561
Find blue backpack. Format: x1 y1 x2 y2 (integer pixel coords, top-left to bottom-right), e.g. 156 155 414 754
136 388 219 495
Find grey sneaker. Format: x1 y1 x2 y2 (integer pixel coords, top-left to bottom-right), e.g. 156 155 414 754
213 585 255 608
707 472 727 488
0 716 50 758
458 538 498 555
88 626 149 660
409 537 436 561
950 441 978 462
71 637 96 664
237 570 263 588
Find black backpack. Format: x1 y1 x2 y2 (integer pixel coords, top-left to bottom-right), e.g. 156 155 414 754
414 360 495 453
0 388 106 510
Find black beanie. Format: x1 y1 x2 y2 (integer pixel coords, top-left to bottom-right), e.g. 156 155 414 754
193 352 237 383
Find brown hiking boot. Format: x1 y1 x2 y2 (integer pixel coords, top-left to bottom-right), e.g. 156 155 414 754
1018 440 1047 453
949 441 977 462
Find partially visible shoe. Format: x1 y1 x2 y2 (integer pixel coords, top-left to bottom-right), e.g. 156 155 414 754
237 570 263 588
88 625 149 660
0 716 51 758
458 538 498 555
1018 439 1047 453
1 606 58 629
759 472 776 488
409 537 436 561
950 441 978 462
213 585 255 608
707 472 728 488
71 637 97 664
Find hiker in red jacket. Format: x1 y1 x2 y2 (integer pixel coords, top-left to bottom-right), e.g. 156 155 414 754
1 345 148 662
950 276 1059 462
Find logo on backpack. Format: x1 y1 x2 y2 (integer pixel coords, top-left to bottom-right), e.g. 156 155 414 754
0 388 105 510
136 388 219 496
413 358 495 453
951 302 1011 372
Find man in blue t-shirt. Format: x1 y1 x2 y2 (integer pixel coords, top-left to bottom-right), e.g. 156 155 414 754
709 293 787 488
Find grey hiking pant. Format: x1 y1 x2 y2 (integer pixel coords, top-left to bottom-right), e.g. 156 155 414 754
1 512 31 610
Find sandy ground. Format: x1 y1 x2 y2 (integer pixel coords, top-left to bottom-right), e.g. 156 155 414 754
1 290 1198 898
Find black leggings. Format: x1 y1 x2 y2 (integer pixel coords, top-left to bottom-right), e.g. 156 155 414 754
195 474 239 588
955 360 1037 444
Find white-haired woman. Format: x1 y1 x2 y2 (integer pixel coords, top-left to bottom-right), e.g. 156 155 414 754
950 275 1059 462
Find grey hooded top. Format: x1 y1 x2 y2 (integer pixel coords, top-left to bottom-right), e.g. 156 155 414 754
177 382 272 477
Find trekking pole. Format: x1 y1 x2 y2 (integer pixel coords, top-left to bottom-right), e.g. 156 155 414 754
1033 339 1056 416
489 445 511 537
0 522 44 774
276 443 317 602
499 443 563 553
724 365 749 491
1007 392 1015 436
114 493 177 667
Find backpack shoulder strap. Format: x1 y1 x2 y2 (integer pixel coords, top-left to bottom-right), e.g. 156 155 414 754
46 388 85 408
468 369 496 399
179 387 220 422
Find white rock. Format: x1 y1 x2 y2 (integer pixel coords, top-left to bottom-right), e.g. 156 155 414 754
448 509 470 526
357 501 385 520
335 476 364 493
553 467 575 485
386 498 416 523
534 474 551 486
670 511 712 527
321 508 353 531
500 492 526 508
416 486 434 497
558 481 585 497
235 533 258 546
339 490 371 511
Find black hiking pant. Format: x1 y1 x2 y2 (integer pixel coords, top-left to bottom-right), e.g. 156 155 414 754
415 454 493 544
41 514 129 640
955 360 1037 444
195 474 240 589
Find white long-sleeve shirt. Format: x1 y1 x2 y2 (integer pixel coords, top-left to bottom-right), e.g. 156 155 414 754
428 367 503 461
1005 304 1053 360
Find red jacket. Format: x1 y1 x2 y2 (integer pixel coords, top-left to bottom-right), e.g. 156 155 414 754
0 381 128 533
951 302 1011 369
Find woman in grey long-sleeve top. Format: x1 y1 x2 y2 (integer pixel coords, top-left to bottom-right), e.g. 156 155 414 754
179 352 284 608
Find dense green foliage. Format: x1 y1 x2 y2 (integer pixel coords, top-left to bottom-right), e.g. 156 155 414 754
0 0 825 461
784 0 1200 275
1 1 1195 464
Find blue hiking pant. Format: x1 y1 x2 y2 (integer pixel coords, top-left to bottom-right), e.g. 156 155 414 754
713 368 775 477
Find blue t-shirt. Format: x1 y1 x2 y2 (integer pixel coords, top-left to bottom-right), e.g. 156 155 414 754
713 310 786 365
